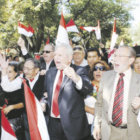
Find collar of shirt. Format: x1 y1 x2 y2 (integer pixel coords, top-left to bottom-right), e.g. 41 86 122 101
116 68 132 80
28 72 40 90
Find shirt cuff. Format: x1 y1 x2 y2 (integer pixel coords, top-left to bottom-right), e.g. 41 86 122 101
21 48 28 55
75 77 82 90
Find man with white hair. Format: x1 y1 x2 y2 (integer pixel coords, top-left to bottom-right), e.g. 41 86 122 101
45 43 93 140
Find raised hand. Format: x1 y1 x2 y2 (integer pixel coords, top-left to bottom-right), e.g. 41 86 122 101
63 65 80 83
0 54 9 70
17 37 26 50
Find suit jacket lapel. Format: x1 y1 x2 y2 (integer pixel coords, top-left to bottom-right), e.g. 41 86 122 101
59 75 70 96
107 71 116 103
128 71 140 107
50 68 57 102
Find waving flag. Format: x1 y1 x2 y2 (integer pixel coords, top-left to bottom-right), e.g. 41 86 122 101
23 79 50 140
55 12 70 45
108 18 118 63
79 26 97 33
1 110 17 140
66 19 79 33
18 22 34 37
95 20 101 40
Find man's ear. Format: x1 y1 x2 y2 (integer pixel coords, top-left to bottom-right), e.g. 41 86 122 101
129 57 135 65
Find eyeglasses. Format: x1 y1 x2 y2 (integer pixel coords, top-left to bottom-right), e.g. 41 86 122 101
42 50 53 54
93 66 105 71
114 54 131 58
73 47 82 51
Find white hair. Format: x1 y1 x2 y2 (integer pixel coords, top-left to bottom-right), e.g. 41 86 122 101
55 43 73 56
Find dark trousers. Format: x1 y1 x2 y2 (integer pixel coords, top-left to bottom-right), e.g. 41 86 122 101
23 113 31 140
48 117 93 140
48 117 67 140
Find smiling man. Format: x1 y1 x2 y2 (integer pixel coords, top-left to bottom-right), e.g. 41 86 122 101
93 45 140 140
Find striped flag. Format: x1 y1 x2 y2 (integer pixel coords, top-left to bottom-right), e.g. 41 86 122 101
55 12 70 45
23 79 50 140
18 22 34 37
66 19 79 33
79 26 97 33
1 110 17 140
108 18 118 63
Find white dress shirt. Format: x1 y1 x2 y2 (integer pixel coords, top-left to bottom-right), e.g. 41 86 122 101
51 70 82 118
27 73 40 90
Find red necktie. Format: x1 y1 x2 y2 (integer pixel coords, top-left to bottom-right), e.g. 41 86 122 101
52 70 63 117
112 73 125 127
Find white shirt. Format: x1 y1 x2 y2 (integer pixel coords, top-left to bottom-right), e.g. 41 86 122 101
84 95 96 124
51 70 82 118
108 68 132 125
21 48 28 56
1 75 22 92
27 73 40 90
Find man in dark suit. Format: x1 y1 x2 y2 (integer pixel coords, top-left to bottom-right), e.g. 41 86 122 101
17 37 56 74
45 43 93 140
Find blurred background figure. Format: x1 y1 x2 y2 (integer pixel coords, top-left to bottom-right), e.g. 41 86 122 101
133 55 140 74
133 46 140 74
84 60 110 139
72 45 88 67
90 60 110 98
0 57 25 140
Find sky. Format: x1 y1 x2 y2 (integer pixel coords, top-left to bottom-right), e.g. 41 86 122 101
130 0 140 27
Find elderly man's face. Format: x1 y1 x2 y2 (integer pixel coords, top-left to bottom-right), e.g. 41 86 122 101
54 47 72 70
113 47 134 73
73 51 85 66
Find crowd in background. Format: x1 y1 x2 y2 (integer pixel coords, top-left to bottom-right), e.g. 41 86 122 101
0 37 140 140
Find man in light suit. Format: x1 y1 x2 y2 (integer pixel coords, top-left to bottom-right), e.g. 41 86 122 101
45 43 93 140
93 45 140 140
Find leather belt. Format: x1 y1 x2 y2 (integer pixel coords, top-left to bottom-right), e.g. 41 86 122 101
111 123 127 129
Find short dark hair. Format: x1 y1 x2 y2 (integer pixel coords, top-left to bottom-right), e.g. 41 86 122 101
25 58 41 69
87 48 101 57
9 61 20 73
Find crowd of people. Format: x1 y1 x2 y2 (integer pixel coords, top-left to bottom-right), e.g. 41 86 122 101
0 37 140 140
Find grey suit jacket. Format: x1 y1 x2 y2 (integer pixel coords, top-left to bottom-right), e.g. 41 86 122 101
94 70 140 140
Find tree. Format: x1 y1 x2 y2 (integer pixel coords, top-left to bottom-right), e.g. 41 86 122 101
0 0 60 53
0 0 134 54
66 0 132 48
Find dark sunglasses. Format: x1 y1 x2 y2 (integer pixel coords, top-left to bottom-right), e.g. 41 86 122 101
93 66 105 71
42 50 53 54
73 47 82 51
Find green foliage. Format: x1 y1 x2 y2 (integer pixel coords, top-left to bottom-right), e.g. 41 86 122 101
68 0 132 48
0 0 134 54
